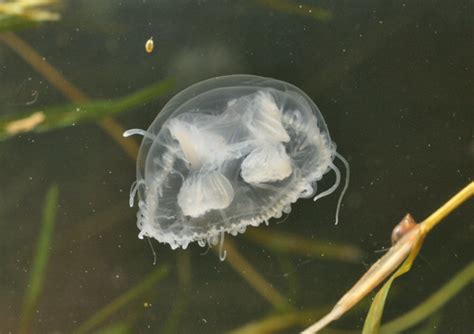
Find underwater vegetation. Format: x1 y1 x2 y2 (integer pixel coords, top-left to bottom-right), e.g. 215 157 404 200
303 183 473 333
18 185 58 334
1 1 472 333
0 78 174 141
0 0 60 32
16 182 473 333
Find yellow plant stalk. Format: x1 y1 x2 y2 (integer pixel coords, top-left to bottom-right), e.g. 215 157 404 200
303 182 473 333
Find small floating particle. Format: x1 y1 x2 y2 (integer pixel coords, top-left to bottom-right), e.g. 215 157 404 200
145 37 154 53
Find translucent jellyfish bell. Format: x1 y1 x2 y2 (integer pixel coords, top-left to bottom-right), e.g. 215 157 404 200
123 75 349 257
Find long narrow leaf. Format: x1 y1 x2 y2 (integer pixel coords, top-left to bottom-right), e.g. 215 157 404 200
302 182 473 333
380 262 474 333
0 16 38 32
73 265 169 334
0 78 175 140
362 182 474 333
18 185 59 334
362 237 424 333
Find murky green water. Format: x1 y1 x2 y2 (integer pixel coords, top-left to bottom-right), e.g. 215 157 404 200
1 1 472 333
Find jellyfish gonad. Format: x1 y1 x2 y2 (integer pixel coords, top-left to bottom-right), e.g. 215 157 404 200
124 75 349 260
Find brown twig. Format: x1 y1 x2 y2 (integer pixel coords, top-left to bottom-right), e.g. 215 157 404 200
0 31 139 159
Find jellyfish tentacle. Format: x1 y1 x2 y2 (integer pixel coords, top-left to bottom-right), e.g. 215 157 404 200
146 236 157 265
334 152 350 225
123 128 156 140
129 180 146 207
218 230 227 261
312 151 349 225
301 183 315 198
200 243 211 256
313 162 341 203
128 180 138 207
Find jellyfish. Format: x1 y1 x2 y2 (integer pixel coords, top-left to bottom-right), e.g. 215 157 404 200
123 75 349 260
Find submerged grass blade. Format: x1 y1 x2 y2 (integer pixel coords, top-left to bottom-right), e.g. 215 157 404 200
18 185 59 334
228 308 324 334
217 238 290 310
91 322 132 334
73 265 169 334
410 314 442 334
0 3 59 26
380 262 474 333
0 32 150 158
94 322 133 334
0 79 175 141
161 252 191 334
0 16 37 32
245 229 364 263
363 183 474 333
0 0 60 32
303 182 473 333
362 236 424 333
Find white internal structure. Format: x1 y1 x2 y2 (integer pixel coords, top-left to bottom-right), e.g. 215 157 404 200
167 91 294 218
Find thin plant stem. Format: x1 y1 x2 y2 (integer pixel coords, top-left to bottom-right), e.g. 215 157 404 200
161 251 191 334
380 262 474 333
303 182 473 333
18 185 59 334
0 32 139 159
419 182 474 235
245 229 364 263
0 32 87 102
73 266 169 334
217 238 290 310
228 308 326 334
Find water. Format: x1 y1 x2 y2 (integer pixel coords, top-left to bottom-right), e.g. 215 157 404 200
0 1 472 333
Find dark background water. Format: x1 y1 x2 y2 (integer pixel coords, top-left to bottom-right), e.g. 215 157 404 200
0 0 472 333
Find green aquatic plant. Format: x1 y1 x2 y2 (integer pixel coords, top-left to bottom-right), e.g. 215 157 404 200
73 265 169 334
0 32 174 159
379 262 474 333
244 228 364 263
18 185 59 334
13 184 169 333
0 0 59 32
303 182 474 333
161 252 191 334
229 183 472 334
0 79 175 141
229 308 324 334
